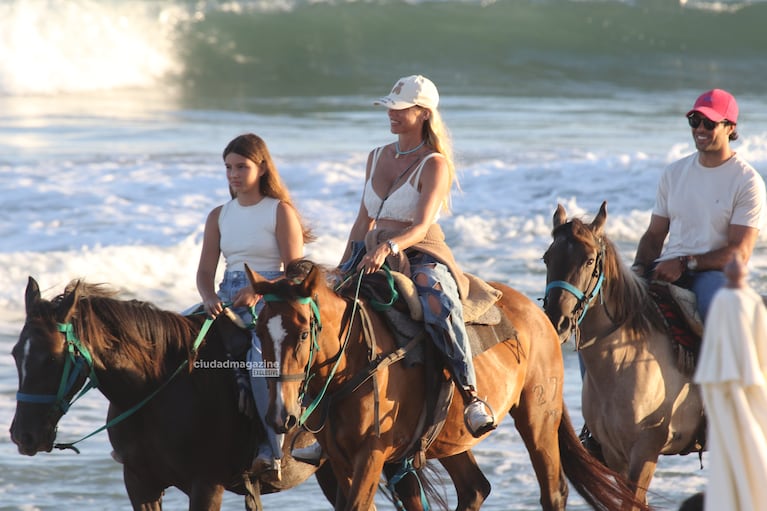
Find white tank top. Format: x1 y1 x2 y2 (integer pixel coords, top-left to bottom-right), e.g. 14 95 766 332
218 197 283 272
363 146 442 223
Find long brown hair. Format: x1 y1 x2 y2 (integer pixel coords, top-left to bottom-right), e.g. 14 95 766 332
223 133 315 243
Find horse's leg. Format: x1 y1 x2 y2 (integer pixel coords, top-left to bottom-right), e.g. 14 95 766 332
314 462 339 508
345 451 386 511
383 462 424 511
627 456 657 508
439 451 491 511
512 404 566 511
123 465 164 511
188 483 224 511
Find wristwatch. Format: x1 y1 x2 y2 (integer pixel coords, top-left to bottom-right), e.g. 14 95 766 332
386 239 400 256
686 255 698 271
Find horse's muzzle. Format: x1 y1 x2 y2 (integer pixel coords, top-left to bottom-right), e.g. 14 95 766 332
10 417 55 456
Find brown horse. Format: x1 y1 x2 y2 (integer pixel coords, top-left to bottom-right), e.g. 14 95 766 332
542 202 706 505
10 277 336 511
246 260 648 511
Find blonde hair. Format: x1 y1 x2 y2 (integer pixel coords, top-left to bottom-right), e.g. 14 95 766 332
422 107 459 212
223 133 315 243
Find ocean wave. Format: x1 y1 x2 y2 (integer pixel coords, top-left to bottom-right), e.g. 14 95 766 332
2 0 765 98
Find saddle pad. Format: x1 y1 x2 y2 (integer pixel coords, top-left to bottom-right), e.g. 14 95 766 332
649 281 702 374
389 270 502 324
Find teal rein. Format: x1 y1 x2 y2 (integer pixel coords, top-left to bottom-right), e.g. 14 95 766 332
46 306 223 453
263 269 367 428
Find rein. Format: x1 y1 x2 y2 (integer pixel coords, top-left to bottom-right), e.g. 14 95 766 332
263 271 361 429
16 310 216 453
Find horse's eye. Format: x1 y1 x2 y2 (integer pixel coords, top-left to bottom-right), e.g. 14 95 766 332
300 331 309 341
586 257 595 266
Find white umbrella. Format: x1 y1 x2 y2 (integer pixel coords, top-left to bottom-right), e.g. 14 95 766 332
694 256 767 511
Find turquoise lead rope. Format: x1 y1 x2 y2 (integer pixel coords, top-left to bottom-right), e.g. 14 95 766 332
52 313 216 452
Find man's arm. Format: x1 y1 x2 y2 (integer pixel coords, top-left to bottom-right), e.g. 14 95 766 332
690 224 760 271
633 214 669 275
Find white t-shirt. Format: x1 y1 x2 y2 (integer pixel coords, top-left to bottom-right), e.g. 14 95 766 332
218 197 283 272
654 152 766 262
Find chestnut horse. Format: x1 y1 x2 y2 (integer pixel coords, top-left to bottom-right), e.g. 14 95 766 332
246 260 648 511
542 202 706 506
10 277 336 511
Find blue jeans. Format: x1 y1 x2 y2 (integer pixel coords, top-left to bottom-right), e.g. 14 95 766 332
218 269 283 460
685 270 726 322
339 245 477 389
410 254 477 390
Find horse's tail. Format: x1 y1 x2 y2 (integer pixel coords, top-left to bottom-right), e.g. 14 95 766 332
559 406 650 511
382 460 449 511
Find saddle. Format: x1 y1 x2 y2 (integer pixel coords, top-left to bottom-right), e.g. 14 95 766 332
349 270 519 467
648 281 703 375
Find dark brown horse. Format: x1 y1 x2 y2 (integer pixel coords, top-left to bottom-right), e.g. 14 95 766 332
10 277 336 511
542 202 705 506
246 260 649 511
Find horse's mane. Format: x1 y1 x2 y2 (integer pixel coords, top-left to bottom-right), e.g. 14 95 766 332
564 220 664 336
55 280 201 380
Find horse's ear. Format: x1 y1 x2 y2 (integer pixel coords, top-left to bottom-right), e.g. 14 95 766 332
298 264 322 298
59 280 81 323
24 277 41 314
553 204 567 228
244 263 269 293
591 201 607 235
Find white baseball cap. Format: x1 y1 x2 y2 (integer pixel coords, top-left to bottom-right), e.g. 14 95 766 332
373 75 439 110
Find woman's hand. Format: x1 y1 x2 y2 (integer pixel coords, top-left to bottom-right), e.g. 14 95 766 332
357 242 391 274
202 296 224 318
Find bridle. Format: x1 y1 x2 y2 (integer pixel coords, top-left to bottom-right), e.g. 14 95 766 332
544 236 611 347
16 322 99 415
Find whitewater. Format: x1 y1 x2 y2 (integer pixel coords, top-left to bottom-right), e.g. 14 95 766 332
3 0 767 509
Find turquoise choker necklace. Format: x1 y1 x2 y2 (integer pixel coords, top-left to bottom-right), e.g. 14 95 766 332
395 140 425 159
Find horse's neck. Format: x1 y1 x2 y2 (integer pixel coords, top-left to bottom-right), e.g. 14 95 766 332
86 307 195 400
312 298 379 390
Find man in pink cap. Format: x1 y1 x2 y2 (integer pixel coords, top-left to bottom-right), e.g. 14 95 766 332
578 89 767 454
632 88 766 320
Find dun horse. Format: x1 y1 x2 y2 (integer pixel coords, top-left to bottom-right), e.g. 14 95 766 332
542 202 706 505
10 277 336 511
246 260 647 511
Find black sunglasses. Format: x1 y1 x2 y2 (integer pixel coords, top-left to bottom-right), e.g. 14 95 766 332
687 114 725 130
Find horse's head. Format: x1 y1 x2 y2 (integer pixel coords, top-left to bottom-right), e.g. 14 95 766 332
10 277 94 455
542 201 608 344
246 260 339 435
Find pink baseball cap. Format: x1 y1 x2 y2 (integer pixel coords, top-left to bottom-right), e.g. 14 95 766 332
686 89 738 124
373 75 439 110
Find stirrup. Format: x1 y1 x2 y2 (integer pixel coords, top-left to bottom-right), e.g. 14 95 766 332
291 441 323 466
464 398 496 438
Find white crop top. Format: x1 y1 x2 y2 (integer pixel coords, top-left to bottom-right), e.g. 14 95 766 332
363 146 442 223
218 197 283 272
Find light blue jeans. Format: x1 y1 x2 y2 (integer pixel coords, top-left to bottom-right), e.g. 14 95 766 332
340 244 476 389
218 269 283 461
410 254 477 390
